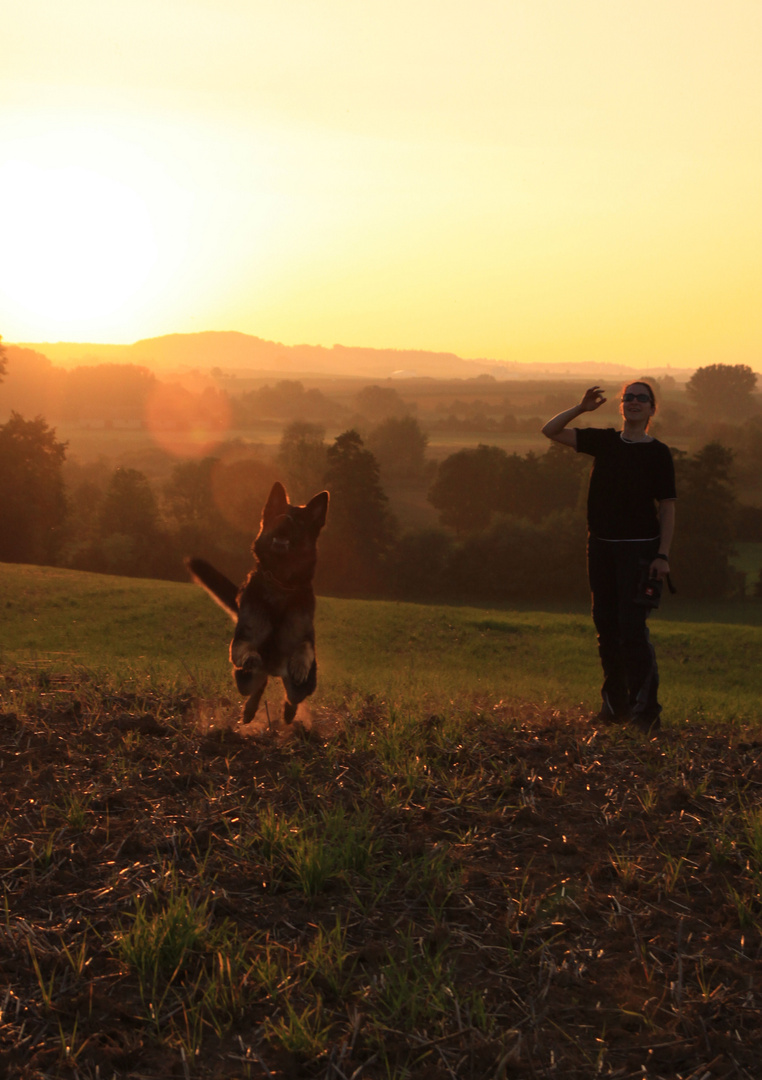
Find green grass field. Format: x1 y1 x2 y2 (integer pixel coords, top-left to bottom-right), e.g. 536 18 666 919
2 564 760 728
2 563 762 1079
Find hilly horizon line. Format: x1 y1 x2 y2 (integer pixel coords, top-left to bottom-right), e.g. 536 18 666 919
15 329 703 381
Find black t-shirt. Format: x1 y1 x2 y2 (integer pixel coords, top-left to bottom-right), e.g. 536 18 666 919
576 428 677 540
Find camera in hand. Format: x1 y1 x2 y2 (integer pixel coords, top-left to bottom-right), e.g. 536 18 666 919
634 560 663 609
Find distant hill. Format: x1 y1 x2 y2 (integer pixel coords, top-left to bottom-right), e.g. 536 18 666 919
17 330 697 382
17 332 487 379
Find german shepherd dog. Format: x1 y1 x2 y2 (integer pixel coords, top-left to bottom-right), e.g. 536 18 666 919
186 482 329 725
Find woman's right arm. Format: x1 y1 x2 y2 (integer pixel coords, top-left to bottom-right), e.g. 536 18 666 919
541 386 607 448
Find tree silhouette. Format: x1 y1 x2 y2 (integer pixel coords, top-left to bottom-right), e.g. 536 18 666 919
0 336 6 383
353 384 408 422
671 442 738 597
387 527 454 598
428 444 508 534
429 442 591 534
232 381 342 426
162 457 226 555
0 345 62 419
277 421 328 502
91 467 175 577
530 442 589 520
99 468 160 538
319 430 396 594
366 415 428 481
63 364 157 422
450 509 587 602
0 413 67 564
686 363 758 419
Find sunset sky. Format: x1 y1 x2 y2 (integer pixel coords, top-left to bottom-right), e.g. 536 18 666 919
2 1 761 369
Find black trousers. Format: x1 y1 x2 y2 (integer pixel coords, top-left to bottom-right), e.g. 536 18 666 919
587 536 661 722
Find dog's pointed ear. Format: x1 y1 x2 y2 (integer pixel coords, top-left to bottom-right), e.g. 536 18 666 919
307 490 329 531
263 481 289 524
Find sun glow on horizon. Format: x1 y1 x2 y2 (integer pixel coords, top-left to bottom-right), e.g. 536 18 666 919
0 122 198 342
0 162 157 325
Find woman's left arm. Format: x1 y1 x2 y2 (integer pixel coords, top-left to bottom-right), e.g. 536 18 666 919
650 499 676 580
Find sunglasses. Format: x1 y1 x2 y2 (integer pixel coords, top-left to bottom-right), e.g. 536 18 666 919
621 392 652 403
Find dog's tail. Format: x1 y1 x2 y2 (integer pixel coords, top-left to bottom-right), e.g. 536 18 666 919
185 558 239 620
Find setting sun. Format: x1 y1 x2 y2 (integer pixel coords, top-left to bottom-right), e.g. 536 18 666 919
0 118 196 342
0 161 156 330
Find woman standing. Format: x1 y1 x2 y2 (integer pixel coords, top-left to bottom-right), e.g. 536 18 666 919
542 383 676 732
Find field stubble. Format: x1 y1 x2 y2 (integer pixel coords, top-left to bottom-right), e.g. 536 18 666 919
1 662 762 1080
1 566 761 1078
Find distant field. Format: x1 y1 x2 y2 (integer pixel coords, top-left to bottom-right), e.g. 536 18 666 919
1 564 760 727
54 422 285 466
47 418 548 460
424 429 549 458
54 418 703 473
55 421 554 463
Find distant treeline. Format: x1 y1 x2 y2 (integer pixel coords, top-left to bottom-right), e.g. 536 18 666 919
2 348 762 443
1 337 760 599
0 405 759 602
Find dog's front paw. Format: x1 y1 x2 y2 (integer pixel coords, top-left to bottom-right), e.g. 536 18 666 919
233 653 265 694
288 643 315 684
234 665 255 694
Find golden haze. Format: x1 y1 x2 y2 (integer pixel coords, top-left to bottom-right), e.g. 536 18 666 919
1 1 761 370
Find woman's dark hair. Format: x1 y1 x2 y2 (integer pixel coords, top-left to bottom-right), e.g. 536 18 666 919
621 380 656 406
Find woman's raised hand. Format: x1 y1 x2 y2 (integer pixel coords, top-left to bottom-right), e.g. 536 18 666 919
580 386 606 412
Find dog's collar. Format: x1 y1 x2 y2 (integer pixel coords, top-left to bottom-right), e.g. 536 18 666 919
262 569 300 592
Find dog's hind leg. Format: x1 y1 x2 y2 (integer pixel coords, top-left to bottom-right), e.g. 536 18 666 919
243 681 267 724
282 656 317 724
234 657 268 724
288 641 315 685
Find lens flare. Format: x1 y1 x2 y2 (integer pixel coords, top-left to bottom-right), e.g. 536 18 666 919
144 381 232 458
